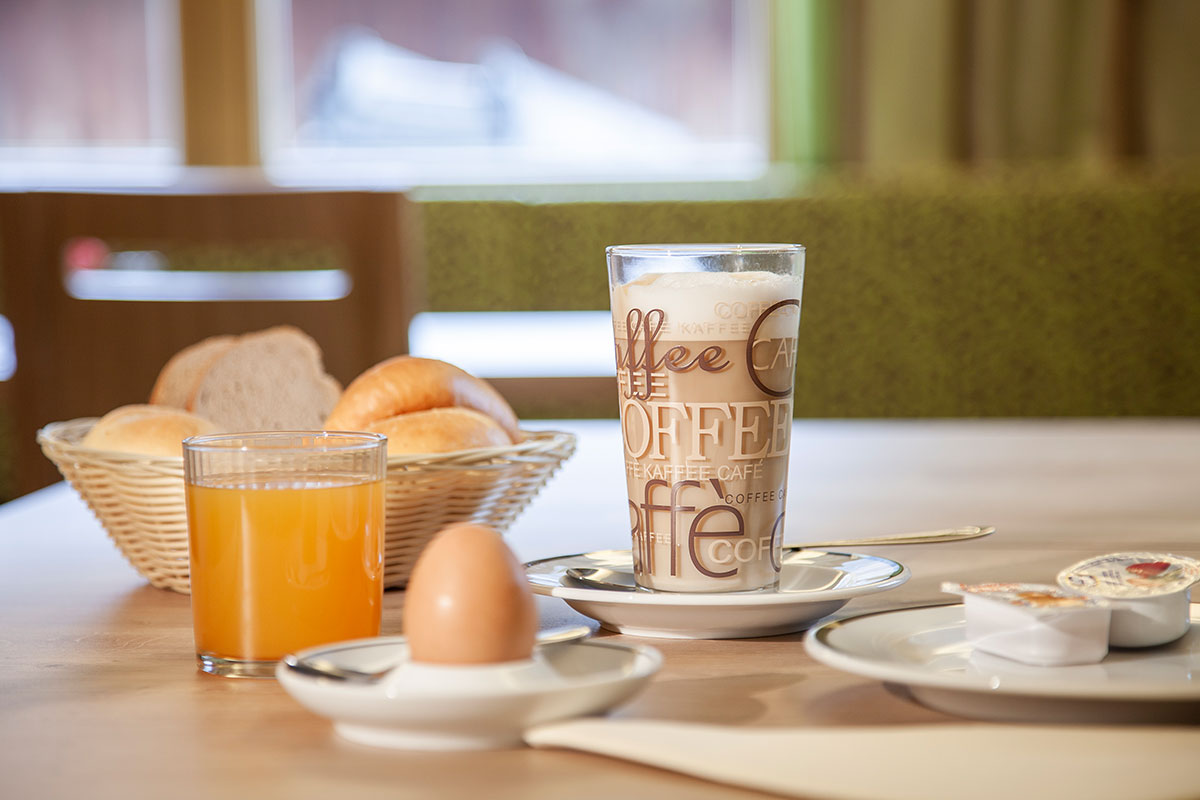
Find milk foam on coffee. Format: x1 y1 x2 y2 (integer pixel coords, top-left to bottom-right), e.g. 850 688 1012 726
610 270 802 592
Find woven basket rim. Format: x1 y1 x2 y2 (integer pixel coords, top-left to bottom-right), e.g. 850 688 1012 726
38 416 577 593
38 417 577 468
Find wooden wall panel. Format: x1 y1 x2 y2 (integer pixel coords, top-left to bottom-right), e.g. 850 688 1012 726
1 191 414 495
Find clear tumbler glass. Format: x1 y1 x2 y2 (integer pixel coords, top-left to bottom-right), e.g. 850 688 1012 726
183 431 387 677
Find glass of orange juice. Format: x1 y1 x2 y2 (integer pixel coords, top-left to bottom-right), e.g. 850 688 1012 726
182 431 387 678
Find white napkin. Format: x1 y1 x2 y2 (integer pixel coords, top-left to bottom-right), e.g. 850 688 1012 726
526 718 1200 800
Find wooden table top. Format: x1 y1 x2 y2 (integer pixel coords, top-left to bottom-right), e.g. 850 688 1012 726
3 419 1199 799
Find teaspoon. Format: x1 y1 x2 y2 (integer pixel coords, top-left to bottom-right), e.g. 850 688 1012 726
282 624 593 683
566 525 996 591
793 524 995 549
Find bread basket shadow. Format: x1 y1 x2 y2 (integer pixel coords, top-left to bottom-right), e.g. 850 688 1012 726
38 417 577 593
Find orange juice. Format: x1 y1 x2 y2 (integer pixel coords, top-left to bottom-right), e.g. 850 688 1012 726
186 475 384 663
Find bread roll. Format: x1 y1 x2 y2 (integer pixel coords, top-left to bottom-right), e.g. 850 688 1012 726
81 405 219 458
149 335 236 408
324 356 519 441
187 326 341 431
365 407 512 456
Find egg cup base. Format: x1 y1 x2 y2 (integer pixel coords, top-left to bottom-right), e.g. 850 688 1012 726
276 637 662 751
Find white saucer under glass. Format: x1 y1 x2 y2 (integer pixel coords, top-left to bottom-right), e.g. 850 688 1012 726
524 547 909 639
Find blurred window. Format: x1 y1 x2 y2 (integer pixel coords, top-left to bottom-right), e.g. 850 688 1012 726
409 311 614 378
0 0 770 187
257 0 770 185
0 0 180 186
59 236 351 302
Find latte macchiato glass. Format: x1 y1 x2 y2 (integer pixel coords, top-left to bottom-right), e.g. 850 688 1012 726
607 244 804 593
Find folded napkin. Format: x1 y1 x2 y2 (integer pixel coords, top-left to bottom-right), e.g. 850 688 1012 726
526 719 1200 800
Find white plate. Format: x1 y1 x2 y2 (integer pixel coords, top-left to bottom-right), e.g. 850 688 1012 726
525 548 909 639
277 637 661 750
805 603 1200 723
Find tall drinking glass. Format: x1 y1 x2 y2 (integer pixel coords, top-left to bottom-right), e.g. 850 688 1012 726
183 431 387 677
607 244 805 592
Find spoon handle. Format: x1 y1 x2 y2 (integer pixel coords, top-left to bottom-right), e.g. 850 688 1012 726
799 525 996 549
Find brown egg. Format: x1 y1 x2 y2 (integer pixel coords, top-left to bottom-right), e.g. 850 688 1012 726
403 523 537 664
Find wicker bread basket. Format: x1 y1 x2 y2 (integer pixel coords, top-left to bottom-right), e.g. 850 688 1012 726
38 417 576 593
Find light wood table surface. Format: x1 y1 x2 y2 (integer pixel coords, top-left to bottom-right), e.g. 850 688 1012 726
3 419 1199 799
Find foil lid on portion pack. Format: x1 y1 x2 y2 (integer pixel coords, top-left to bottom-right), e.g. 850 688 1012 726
1057 553 1200 599
942 581 1110 666
942 582 1108 612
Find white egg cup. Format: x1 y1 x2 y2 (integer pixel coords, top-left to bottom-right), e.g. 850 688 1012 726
277 637 661 750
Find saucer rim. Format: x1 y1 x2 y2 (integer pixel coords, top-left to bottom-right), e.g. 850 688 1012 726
283 636 664 696
804 602 1200 702
524 547 910 607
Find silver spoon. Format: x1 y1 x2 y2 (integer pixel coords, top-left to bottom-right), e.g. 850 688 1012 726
282 624 593 683
566 525 996 591
792 524 996 549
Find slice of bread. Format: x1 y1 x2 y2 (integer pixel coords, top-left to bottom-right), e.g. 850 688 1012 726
186 326 341 431
82 404 220 458
149 335 236 408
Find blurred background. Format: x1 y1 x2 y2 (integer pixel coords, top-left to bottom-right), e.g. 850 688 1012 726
0 0 1198 498
4 0 1196 180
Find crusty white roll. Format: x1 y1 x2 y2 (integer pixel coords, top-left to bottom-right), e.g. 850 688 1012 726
365 407 513 456
324 356 520 442
81 404 220 458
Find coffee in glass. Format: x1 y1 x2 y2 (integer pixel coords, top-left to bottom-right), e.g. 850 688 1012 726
607 244 804 592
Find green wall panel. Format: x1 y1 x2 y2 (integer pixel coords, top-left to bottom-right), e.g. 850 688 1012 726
414 173 1200 418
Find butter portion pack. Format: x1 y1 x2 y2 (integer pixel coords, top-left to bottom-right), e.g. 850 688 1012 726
943 582 1110 667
